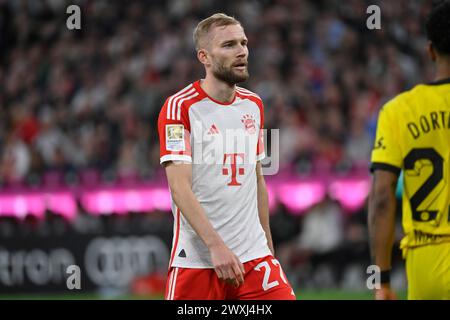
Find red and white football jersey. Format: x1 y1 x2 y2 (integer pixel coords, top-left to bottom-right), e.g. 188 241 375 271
158 80 271 268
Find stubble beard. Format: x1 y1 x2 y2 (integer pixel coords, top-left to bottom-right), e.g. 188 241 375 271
212 62 249 85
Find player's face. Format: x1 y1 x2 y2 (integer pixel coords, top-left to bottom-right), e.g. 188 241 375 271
208 24 249 85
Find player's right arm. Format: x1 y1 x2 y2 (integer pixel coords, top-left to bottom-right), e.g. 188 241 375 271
157 96 244 287
368 100 402 300
164 161 245 287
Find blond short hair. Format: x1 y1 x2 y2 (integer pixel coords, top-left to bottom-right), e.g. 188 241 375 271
193 13 242 50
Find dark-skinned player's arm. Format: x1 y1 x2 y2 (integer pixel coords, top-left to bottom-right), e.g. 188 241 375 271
368 169 399 300
256 161 275 255
164 160 245 287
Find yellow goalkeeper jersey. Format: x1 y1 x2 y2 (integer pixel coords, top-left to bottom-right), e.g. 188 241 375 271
371 77 450 250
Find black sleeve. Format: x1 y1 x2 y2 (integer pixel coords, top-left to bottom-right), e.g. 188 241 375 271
369 162 401 176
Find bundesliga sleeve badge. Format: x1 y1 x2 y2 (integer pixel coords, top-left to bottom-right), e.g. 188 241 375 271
166 124 185 151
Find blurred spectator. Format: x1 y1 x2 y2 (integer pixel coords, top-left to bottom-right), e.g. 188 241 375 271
297 196 344 254
72 208 104 234
271 202 301 247
278 195 345 288
343 120 373 170
0 217 19 238
0 132 30 184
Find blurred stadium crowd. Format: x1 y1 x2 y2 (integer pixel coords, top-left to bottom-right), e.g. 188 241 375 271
0 0 430 291
0 0 436 185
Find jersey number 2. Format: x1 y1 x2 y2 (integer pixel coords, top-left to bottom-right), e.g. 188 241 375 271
404 148 444 223
254 259 288 291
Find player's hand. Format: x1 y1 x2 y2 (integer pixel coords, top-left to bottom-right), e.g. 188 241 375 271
374 285 397 300
209 242 245 288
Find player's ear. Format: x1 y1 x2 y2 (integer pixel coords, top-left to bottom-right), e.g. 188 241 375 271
197 48 210 67
428 41 437 62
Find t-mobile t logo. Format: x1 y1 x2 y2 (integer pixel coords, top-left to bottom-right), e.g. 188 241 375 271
222 153 245 186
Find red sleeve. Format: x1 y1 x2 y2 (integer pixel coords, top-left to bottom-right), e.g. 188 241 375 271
157 98 192 164
256 100 265 161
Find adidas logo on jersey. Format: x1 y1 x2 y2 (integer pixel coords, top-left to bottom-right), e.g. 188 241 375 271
207 124 220 135
178 249 186 258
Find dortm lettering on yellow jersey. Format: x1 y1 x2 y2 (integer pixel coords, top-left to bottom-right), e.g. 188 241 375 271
406 110 450 140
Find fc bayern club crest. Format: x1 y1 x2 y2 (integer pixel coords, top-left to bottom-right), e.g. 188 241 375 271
241 114 256 134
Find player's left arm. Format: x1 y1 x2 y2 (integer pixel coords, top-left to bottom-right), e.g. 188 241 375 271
256 161 275 255
368 169 399 300
368 99 403 300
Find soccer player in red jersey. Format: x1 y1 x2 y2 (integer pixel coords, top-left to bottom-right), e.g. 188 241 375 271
158 13 295 300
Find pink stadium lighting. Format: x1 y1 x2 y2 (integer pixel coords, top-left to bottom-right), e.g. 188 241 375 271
266 184 277 213
276 181 326 214
328 178 371 213
150 188 173 211
80 187 173 215
0 194 45 219
1 178 372 218
81 190 114 215
46 192 77 220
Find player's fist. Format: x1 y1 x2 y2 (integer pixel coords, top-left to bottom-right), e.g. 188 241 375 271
374 286 397 300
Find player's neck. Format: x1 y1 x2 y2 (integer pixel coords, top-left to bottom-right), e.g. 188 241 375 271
435 57 450 81
200 76 236 104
